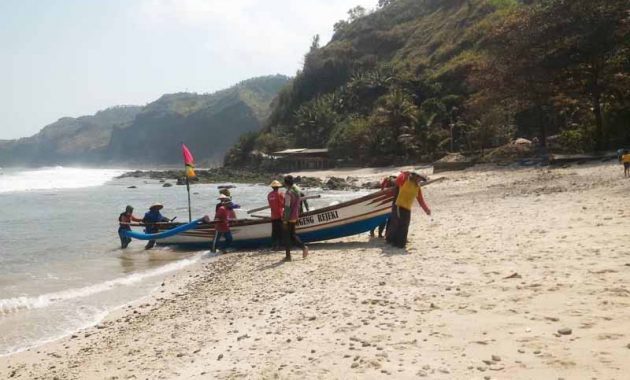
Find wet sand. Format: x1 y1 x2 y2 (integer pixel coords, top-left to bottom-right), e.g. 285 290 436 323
2 162 630 379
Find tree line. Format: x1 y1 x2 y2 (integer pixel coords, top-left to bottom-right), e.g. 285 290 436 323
225 0 629 168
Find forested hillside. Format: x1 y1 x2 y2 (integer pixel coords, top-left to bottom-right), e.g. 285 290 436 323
0 75 289 167
107 75 289 165
226 0 629 167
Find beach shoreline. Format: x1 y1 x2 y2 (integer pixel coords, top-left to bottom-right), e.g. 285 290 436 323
2 162 630 379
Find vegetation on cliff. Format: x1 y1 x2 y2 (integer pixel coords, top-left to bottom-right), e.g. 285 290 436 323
225 0 629 168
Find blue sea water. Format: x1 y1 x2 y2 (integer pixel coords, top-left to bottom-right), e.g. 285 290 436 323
0 167 363 355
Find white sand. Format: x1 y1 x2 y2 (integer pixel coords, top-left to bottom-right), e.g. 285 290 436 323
2 162 630 379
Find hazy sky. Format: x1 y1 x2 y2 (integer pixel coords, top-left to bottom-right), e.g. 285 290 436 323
0 0 376 139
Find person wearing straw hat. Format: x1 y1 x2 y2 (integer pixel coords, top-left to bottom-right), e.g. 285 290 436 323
267 180 285 250
142 203 170 250
205 194 236 253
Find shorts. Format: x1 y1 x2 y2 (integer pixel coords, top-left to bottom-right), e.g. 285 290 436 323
624 162 630 169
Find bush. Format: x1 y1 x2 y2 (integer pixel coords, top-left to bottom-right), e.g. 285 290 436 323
558 128 590 153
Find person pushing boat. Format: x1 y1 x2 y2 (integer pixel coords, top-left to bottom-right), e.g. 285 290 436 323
142 203 171 250
387 171 431 249
370 175 396 238
118 205 142 248
267 180 285 250
204 194 236 253
283 175 309 261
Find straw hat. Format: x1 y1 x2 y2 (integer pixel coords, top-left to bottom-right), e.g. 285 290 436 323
150 203 164 210
270 180 283 188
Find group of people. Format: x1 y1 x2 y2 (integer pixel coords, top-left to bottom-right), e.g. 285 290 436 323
117 176 309 260
117 203 171 250
117 171 430 254
371 171 431 249
200 175 309 259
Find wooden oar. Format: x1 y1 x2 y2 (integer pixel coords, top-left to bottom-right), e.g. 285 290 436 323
250 214 271 219
420 177 445 187
247 195 322 214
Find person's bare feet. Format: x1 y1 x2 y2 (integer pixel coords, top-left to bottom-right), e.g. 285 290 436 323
302 246 309 259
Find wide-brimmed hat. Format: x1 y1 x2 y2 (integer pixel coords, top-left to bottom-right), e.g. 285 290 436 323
150 203 164 210
217 194 231 201
270 180 283 188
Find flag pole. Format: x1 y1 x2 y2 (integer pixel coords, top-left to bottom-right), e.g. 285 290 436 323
186 175 192 223
181 142 195 223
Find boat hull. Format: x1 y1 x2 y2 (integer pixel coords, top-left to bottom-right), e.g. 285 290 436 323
154 189 394 249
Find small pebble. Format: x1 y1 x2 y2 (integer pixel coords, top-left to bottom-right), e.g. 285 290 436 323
558 328 572 335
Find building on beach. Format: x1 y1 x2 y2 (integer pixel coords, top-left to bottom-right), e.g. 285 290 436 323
272 148 331 170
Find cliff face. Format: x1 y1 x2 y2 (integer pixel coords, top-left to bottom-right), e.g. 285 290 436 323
0 75 289 167
0 106 143 166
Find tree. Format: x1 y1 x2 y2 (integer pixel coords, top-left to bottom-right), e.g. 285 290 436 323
476 0 629 150
348 6 367 22
293 94 341 148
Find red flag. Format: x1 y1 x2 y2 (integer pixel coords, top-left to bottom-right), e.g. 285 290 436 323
181 144 196 178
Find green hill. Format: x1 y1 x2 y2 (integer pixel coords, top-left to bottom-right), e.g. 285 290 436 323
0 75 289 167
226 0 629 167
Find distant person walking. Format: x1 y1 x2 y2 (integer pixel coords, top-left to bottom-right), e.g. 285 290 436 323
388 172 431 249
118 205 142 248
142 203 171 250
621 150 630 177
283 175 309 261
267 180 285 249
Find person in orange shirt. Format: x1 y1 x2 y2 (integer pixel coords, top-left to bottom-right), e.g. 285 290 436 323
387 171 431 249
267 180 285 249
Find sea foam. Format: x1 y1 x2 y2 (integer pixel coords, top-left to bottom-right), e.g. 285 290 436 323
0 167 126 193
0 255 201 315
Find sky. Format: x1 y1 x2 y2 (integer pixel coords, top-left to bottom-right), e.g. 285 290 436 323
0 0 376 139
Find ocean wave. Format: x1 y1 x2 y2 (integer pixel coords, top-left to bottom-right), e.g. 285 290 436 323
0 167 126 193
0 256 201 315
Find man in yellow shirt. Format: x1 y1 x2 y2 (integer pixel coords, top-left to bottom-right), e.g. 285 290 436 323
387 171 431 249
622 150 630 177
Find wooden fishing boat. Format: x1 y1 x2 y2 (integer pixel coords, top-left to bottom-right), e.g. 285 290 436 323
139 189 395 249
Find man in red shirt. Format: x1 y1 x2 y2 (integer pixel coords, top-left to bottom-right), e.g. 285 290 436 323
204 195 236 253
267 180 284 249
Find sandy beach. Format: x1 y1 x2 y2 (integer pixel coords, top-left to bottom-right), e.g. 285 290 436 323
2 162 630 379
